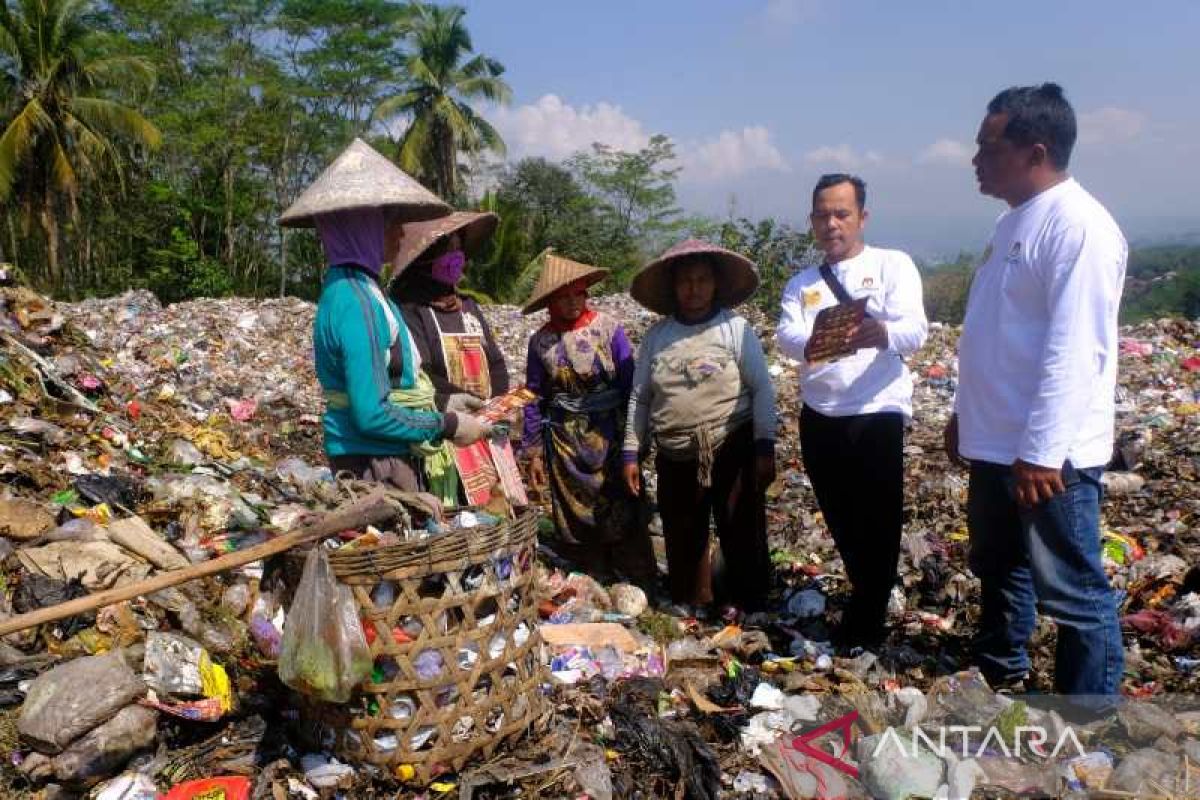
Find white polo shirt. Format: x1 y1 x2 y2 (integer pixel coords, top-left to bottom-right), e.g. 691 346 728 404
955 178 1127 469
778 245 928 418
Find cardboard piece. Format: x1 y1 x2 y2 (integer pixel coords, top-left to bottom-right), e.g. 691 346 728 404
538 622 640 653
107 516 190 571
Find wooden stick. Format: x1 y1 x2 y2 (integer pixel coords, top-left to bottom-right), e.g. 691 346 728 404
0 489 405 638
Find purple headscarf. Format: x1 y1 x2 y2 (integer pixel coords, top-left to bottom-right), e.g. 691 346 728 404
314 208 386 275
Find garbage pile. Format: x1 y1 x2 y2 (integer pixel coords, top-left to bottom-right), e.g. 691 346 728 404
0 282 1189 798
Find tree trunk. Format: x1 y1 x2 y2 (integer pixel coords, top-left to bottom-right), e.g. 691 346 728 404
5 213 15 273
223 161 236 267
279 226 288 298
440 121 456 201
40 200 62 295
277 124 293 298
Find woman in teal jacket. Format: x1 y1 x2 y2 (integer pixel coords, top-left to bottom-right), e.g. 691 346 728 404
282 139 491 490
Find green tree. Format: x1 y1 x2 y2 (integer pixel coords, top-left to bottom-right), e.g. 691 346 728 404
689 214 815 314
374 1 509 201
0 0 160 292
920 252 977 324
568 134 682 277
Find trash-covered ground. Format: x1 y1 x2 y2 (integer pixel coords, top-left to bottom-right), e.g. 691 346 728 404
0 285 1195 798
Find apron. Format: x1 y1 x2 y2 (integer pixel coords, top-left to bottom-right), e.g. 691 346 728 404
432 310 490 399
649 321 750 488
434 307 528 508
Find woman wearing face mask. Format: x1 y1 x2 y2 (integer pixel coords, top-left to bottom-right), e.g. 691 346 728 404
279 139 492 494
388 212 516 507
389 212 510 413
521 251 655 590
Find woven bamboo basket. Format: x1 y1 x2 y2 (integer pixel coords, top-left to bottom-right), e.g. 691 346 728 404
324 509 547 781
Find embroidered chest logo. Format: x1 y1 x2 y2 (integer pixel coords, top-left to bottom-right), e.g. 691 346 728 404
861 276 875 289
802 288 822 309
1005 241 1023 263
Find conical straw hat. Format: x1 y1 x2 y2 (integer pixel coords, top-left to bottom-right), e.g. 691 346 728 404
521 250 608 315
630 238 759 315
390 211 499 276
279 138 450 228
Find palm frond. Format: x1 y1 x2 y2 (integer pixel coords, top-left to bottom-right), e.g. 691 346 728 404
0 16 20 63
372 89 424 122
0 98 51 199
459 106 505 157
404 55 441 91
48 134 79 198
397 112 433 176
83 55 157 94
453 73 511 104
70 96 162 149
51 0 90 51
61 111 113 182
0 1 35 68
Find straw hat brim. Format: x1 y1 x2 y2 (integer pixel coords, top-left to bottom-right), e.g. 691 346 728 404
521 253 609 315
630 247 759 316
390 212 499 276
279 138 450 228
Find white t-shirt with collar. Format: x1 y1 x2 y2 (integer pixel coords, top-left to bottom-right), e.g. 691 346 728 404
777 245 928 418
955 178 1127 469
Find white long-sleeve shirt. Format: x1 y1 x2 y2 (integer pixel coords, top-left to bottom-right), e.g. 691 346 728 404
955 178 1127 470
777 245 928 418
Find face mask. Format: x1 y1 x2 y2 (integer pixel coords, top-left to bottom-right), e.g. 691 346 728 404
431 250 466 286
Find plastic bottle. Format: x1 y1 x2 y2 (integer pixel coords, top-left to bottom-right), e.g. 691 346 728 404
414 650 444 681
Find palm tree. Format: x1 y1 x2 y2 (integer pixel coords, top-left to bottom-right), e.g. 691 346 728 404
0 0 161 290
374 2 510 201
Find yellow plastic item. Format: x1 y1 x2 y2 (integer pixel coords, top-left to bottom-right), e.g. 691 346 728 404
199 653 233 713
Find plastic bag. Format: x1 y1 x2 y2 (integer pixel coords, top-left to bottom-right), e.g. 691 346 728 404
18 649 145 753
279 548 371 703
144 632 206 697
160 776 252 800
51 704 158 783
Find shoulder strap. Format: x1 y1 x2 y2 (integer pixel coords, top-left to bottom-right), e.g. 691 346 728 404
819 264 854 304
819 263 874 319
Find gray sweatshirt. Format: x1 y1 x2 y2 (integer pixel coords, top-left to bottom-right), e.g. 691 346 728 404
623 309 777 461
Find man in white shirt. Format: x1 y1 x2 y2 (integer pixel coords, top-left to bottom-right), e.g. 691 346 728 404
947 83 1126 700
778 174 928 650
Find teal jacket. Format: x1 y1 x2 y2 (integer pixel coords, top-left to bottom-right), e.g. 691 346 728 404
313 265 450 457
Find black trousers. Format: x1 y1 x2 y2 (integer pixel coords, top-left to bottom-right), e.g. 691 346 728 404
799 405 904 644
655 423 770 612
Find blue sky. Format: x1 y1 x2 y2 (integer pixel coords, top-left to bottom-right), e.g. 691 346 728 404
461 0 1200 258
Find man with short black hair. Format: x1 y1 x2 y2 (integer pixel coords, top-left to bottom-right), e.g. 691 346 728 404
778 173 928 651
946 83 1127 698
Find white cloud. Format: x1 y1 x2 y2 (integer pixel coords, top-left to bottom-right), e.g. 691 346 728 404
1078 106 1146 146
755 0 823 30
803 144 883 170
680 126 790 182
488 94 649 161
489 95 790 181
917 138 974 167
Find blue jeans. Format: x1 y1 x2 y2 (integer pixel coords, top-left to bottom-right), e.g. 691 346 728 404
967 461 1123 697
